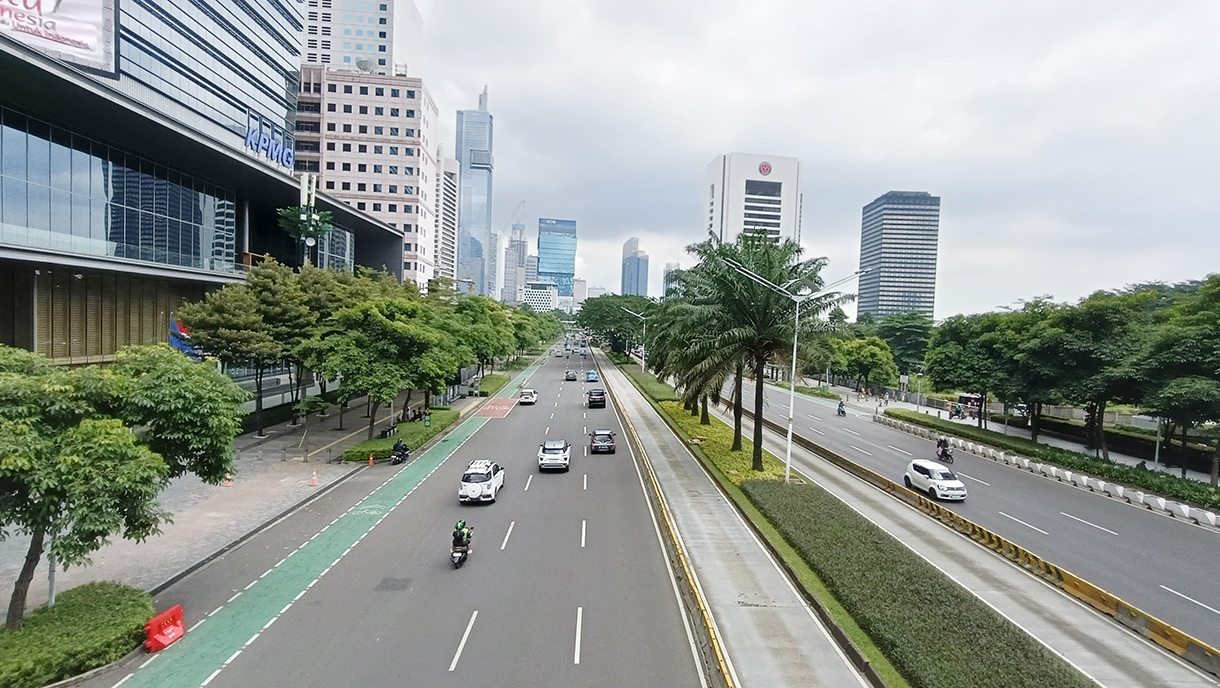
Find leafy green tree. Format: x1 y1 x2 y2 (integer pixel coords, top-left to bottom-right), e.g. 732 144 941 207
576 294 654 352
277 206 334 266
925 313 1008 428
877 311 933 375
842 336 899 390
246 259 316 408
0 345 245 629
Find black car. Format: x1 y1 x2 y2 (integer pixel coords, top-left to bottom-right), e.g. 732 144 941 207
587 389 606 408
590 429 616 453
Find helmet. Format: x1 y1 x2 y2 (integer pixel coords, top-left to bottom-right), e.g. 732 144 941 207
455 520 467 530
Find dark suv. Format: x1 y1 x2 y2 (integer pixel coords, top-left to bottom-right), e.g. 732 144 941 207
590 429 616 453
587 389 606 408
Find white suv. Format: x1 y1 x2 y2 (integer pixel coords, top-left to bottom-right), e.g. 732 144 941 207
904 459 967 501
519 389 538 405
538 439 572 471
459 460 505 503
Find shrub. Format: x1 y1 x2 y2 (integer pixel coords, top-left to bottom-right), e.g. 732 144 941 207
741 481 1094 688
616 364 679 403
605 350 631 366
0 582 154 688
479 373 510 397
774 380 843 400
658 401 786 483
887 409 1220 509
342 409 460 461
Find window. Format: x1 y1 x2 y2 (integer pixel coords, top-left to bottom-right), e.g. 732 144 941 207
342 143 352 151
308 25 318 34
358 144 367 153
391 89 399 98
358 164 367 172
374 183 385 192
298 101 321 112
326 162 336 170
405 148 415 156
359 125 368 134
374 126 383 135
389 146 399 155
327 103 337 112
405 110 415 117
343 124 352 133
389 204 397 212
373 145 383 154
373 165 382 173
379 31 386 39
326 181 335 189
294 121 320 132
389 184 399 192
405 129 415 136
342 163 351 171
405 167 414 175
403 205 413 213
358 105 368 115
343 85 353 93
404 187 414 194
379 17 387 24
372 203 382 211
326 142 336 151
328 84 337 92
389 127 399 136
389 166 398 174
342 182 351 190
343 104 352 113
375 87 384 96
357 184 366 192
375 107 384 116
359 86 369 95
379 45 387 52
744 180 782 197
327 123 337 131
379 3 387 8
378 58 386 66
407 90 416 99
357 202 366 210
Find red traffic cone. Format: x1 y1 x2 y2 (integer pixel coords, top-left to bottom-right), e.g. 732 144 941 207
368 453 375 466
223 472 232 488
310 470 319 487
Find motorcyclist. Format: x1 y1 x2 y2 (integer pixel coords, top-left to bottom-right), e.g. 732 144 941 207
936 437 949 458
393 438 406 455
837 400 846 416
452 520 473 552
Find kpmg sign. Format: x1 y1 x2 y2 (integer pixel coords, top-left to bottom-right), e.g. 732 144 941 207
245 112 295 170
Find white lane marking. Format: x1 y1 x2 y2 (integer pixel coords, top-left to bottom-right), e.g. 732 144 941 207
243 579 258 590
224 649 242 665
808 414 822 421
998 511 1049 535
840 427 861 436
1059 512 1118 536
584 445 587 456
207 606 222 617
550 412 554 419
888 445 913 456
807 426 825 436
227 592 242 603
111 674 133 687
449 610 479 671
584 412 587 419
500 521 516 550
574 606 584 665
524 475 533 491
1160 585 1220 616
849 445 872 456
554 401 558 407
584 473 588 491
545 426 550 435
187 618 207 633
201 669 222 686
138 654 160 669
583 426 587 434
957 472 990 486
581 520 587 547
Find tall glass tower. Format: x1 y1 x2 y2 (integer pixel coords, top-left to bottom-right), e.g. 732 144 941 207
455 87 493 295
857 191 940 317
537 218 577 297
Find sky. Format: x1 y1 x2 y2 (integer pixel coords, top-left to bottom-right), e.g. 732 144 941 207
412 0 1219 318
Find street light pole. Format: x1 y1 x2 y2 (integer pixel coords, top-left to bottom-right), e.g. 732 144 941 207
620 307 646 367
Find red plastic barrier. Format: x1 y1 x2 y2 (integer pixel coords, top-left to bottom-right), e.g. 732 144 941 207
144 605 185 652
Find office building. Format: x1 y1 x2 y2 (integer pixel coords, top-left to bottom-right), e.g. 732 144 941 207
706 153 802 243
621 237 649 296
295 66 439 288
663 262 681 296
572 279 588 307
537 218 577 296
434 155 460 280
0 2 400 364
525 255 539 283
587 287 609 299
522 281 558 312
857 191 941 317
486 231 501 299
303 0 393 73
455 88 494 294
501 223 528 304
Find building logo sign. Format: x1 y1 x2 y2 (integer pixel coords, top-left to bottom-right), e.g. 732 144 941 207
1 0 117 73
245 111 295 170
759 161 772 176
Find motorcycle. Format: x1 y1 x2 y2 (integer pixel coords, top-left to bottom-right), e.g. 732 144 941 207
390 446 411 465
936 446 955 464
837 406 847 417
450 544 469 568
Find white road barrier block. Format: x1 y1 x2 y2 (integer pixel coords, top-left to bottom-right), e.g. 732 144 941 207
1143 495 1168 512
1017 458 1030 470
1061 470 1073 483
1192 511 1217 527
1167 503 1190 520
1105 483 1125 500
1072 473 1090 488
1089 478 1106 493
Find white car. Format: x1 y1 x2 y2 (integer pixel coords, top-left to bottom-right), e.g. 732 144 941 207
459 460 505 503
538 439 572 471
519 389 538 405
904 459 967 501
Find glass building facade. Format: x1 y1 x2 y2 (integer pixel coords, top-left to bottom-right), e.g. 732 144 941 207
857 191 940 317
455 88 493 295
538 218 577 297
0 105 238 274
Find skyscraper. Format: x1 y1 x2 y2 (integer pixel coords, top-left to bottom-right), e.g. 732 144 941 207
663 262 681 296
537 219 577 296
621 238 649 296
706 153 802 243
455 88 494 295
525 255 539 283
857 191 941 317
302 0 395 73
501 223 528 303
486 231 500 299
434 155 460 280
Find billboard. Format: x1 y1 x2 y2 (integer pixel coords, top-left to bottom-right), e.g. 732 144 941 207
1 0 117 74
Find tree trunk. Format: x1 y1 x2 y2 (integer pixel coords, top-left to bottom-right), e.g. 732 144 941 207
400 390 413 422
1030 403 1042 443
1210 438 1218 488
255 364 266 437
6 528 44 630
752 354 766 471
1098 401 1110 462
366 400 381 441
689 396 699 417
732 361 744 452
700 395 709 425
338 397 346 431
1181 425 1190 478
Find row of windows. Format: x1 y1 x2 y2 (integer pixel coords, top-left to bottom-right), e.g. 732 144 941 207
305 26 333 36
341 42 388 53
324 180 417 198
316 84 417 98
340 28 385 38
316 104 416 120
324 161 415 179
312 141 415 158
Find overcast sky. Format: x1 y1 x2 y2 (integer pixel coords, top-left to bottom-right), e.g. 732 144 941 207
414 0 1218 318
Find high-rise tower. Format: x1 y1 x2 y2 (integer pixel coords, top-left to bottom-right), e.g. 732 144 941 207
621 238 649 296
456 88 494 295
857 191 941 317
537 219 577 297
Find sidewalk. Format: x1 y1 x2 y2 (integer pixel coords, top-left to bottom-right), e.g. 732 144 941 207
0 392 484 611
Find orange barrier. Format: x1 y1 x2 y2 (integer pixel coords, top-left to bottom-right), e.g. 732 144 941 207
144 605 185 652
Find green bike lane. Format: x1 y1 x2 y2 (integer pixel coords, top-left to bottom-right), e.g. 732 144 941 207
115 359 543 688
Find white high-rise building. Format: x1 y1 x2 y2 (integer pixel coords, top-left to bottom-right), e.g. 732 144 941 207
501 223 528 303
572 279 588 307
303 0 395 73
434 155 460 280
706 153 802 244
486 231 500 299
523 281 558 312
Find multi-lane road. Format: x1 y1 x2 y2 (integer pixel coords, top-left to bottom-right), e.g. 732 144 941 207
737 379 1220 649
106 352 703 688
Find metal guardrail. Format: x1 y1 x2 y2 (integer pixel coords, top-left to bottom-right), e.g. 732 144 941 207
739 405 1220 679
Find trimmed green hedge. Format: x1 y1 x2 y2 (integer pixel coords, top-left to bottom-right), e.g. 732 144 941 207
774 380 843 400
479 373 510 397
0 582 154 688
742 481 1094 688
604 350 632 366
619 365 679 402
887 409 1220 510
342 409 460 461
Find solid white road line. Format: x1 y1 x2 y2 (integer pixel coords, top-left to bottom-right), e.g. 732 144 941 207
808 427 825 436
138 654 160 669
524 475 533 491
998 511 1049 535
584 473 588 490
449 610 479 671
888 445 913 456
957 472 990 486
186 618 207 633
581 520 587 548
1059 512 1119 536
1160 585 1220 616
500 521 515 550
574 606 584 665
840 427 861 436
850 445 873 456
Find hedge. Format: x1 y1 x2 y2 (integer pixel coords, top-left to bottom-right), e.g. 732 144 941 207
658 401 786 482
619 365 679 403
478 373 510 397
0 582 154 688
887 409 1220 510
741 481 1094 688
991 414 1213 471
773 380 843 401
342 408 460 461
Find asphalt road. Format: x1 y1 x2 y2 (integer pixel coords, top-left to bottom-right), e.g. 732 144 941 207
736 379 1220 649
108 353 702 688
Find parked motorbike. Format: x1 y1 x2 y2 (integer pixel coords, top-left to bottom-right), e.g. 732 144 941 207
936 446 955 464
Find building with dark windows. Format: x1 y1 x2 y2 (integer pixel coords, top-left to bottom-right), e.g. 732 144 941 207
621 237 648 296
537 218 577 297
706 153 801 243
0 4 401 365
857 191 941 317
434 155 460 281
455 88 493 295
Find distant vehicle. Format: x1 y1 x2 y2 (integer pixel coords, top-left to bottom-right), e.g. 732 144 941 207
459 460 505 503
589 429 616 454
586 370 599 382
903 460 966 501
538 439 572 471
565 370 578 381
519 389 537 405
555 350 564 357
587 389 607 408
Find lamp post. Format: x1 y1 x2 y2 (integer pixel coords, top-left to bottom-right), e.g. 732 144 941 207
620 307 646 366
916 372 923 411
721 258 866 483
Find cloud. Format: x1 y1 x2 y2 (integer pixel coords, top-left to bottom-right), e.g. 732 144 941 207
416 0 1220 315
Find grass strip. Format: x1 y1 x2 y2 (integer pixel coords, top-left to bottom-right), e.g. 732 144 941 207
886 408 1220 509
342 408 460 461
741 480 1094 688
773 380 843 400
478 373 510 397
0 582 154 688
